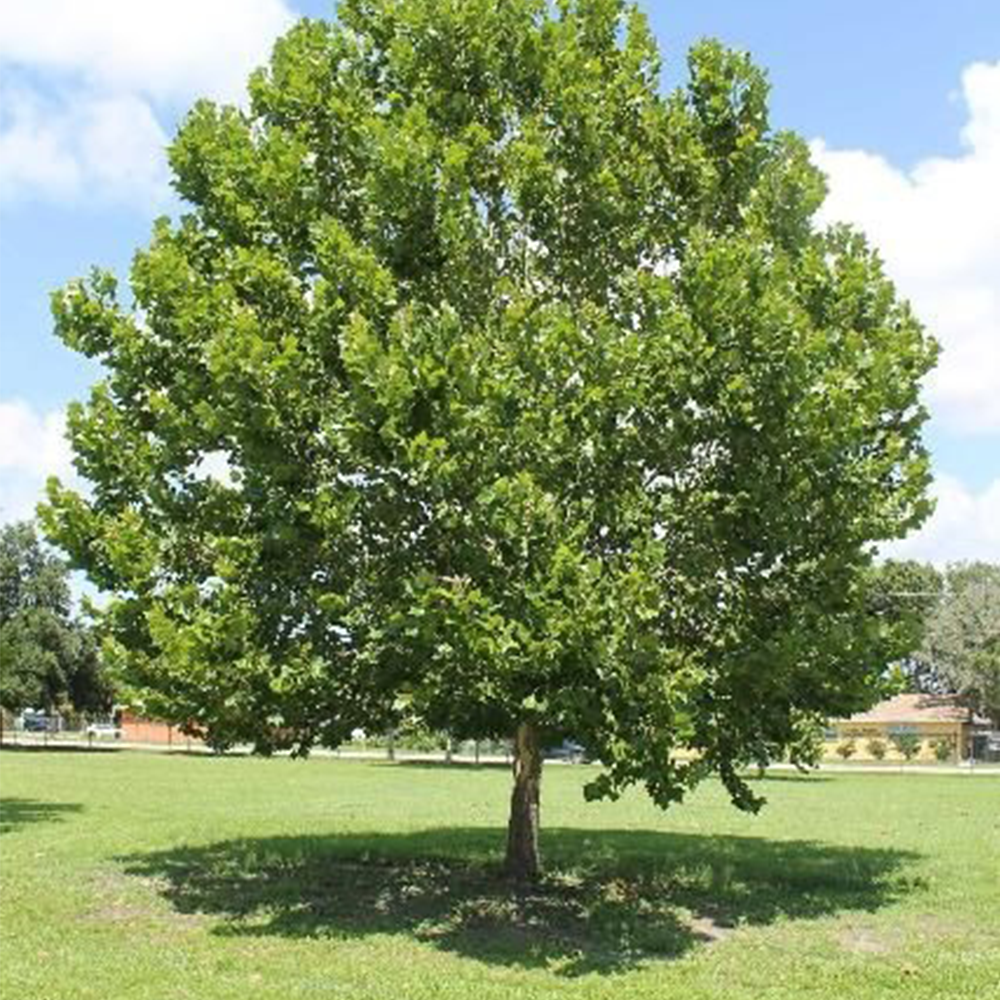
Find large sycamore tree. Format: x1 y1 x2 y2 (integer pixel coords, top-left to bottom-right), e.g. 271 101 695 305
43 0 936 878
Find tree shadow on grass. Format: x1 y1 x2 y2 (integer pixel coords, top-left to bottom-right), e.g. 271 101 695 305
394 762 836 782
0 797 84 834
122 827 922 975
745 771 834 783
392 759 512 771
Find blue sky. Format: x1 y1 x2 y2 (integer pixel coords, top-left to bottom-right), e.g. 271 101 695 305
1 0 998 563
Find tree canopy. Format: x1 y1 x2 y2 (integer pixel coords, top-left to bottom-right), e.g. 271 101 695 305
0 521 108 717
41 0 936 876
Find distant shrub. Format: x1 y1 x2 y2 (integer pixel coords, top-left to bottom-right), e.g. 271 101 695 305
836 739 857 760
866 738 888 761
890 731 922 761
931 737 955 763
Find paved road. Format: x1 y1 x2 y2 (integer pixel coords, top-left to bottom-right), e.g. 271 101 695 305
3 733 998 773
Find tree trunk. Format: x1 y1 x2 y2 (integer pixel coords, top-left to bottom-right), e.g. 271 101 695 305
504 721 542 880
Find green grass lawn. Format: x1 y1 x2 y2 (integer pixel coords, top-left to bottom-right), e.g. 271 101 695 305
1 749 997 999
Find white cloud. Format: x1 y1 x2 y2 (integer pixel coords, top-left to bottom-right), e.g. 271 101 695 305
0 0 295 107
884 474 1000 566
0 399 78 523
0 88 171 206
0 0 296 207
812 61 1000 434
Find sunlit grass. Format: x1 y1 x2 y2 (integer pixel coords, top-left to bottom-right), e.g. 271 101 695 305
1 748 997 999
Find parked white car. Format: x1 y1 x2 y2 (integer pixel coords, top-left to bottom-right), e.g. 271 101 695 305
85 722 121 739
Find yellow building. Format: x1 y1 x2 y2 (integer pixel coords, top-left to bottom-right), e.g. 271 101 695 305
825 693 984 763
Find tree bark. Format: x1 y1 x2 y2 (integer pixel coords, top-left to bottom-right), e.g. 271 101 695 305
504 720 542 880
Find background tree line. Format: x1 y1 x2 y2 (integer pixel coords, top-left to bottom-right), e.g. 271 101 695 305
0 521 111 722
869 558 1000 726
